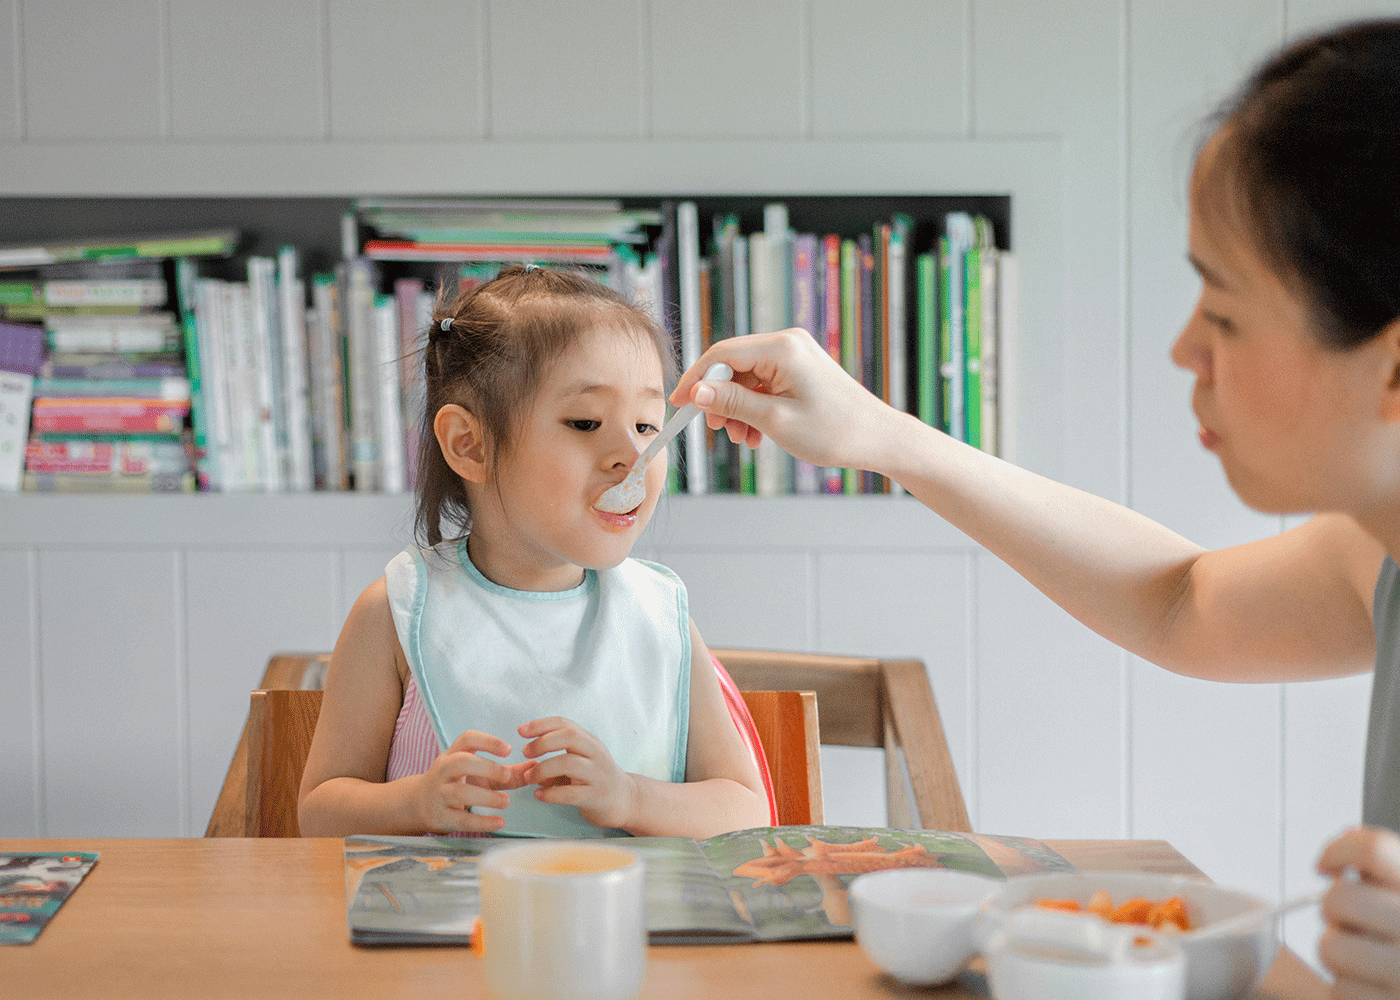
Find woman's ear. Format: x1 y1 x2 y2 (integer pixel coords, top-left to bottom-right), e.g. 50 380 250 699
434 404 489 483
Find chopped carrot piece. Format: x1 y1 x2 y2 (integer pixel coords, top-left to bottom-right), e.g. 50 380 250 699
471 916 485 958
1034 898 1082 912
1148 896 1191 931
1111 898 1154 924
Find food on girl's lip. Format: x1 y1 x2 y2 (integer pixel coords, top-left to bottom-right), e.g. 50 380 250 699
1034 890 1192 932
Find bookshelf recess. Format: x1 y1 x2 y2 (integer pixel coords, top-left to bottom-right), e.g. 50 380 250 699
0 192 1012 501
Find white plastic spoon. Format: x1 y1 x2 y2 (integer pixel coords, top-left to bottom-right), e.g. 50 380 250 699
595 362 733 514
1189 890 1321 938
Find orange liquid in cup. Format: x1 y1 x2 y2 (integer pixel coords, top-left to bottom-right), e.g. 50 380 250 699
529 847 633 875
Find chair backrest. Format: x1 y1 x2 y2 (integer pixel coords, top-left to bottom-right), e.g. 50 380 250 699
738 690 822 826
209 652 823 835
711 648 971 832
245 688 322 837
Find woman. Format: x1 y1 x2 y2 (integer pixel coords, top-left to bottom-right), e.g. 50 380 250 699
674 19 1400 997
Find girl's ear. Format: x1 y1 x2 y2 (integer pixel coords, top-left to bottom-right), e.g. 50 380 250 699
434 404 489 483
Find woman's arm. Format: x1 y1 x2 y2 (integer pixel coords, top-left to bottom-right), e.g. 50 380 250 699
297 578 516 837
676 330 1385 683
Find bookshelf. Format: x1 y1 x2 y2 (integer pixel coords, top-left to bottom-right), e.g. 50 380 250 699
0 139 1062 841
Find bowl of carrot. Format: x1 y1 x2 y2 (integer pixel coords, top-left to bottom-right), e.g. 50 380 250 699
976 872 1277 1000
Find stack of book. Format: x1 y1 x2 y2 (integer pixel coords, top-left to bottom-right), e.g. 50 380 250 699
0 228 238 493
14 261 193 492
661 201 1016 497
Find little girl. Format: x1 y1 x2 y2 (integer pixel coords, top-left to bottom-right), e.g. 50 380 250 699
298 265 768 839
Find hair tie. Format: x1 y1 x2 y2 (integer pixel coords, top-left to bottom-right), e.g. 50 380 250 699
440 317 453 332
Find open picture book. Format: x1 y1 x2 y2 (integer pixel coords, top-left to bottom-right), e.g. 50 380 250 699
344 825 1074 946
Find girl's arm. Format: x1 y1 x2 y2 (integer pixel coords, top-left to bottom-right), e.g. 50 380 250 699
298 578 517 837
520 620 770 839
678 330 1385 683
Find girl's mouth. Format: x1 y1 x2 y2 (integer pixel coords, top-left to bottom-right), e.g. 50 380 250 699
593 505 639 531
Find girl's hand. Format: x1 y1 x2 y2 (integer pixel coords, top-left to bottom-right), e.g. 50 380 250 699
1316 826 1400 998
671 328 896 472
411 730 519 834
518 717 639 831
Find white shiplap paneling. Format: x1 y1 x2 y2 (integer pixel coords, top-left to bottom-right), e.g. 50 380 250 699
648 0 804 138
489 0 642 138
328 0 484 140
39 549 182 837
1 0 19 140
167 0 324 139
21 0 164 139
808 0 967 137
0 548 37 836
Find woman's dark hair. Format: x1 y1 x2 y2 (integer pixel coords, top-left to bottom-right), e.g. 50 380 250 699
415 264 677 547
1205 18 1400 349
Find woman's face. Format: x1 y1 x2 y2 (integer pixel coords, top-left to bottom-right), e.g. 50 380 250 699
1171 131 1400 515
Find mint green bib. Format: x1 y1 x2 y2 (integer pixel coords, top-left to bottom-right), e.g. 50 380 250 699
385 540 690 838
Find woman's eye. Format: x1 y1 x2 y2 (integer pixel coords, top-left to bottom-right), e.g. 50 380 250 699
1202 310 1235 333
567 419 601 432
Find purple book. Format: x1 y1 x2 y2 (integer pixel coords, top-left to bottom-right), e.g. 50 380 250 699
0 321 43 376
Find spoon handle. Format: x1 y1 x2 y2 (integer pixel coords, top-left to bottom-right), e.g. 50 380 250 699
632 363 733 469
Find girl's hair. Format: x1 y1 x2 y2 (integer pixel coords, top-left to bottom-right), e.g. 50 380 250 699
415 264 678 547
1204 18 1400 349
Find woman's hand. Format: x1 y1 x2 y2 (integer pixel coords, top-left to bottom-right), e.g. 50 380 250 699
410 730 519 834
517 716 639 831
671 328 898 472
1316 826 1400 998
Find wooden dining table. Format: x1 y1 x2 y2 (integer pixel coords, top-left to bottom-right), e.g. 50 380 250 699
0 837 1327 999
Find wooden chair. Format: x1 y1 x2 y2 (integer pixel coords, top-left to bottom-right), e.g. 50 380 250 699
207 653 823 836
710 648 971 832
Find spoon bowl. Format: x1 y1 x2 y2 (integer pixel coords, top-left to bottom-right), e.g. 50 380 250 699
596 362 732 514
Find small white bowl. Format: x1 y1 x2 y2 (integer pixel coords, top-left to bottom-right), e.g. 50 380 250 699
977 872 1278 1000
985 907 1185 1000
847 868 1002 985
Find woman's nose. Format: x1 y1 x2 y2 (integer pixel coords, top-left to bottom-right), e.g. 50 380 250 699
1171 310 1210 377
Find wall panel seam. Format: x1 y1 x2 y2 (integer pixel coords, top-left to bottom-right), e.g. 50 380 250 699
10 0 23 140
28 546 44 836
173 548 190 836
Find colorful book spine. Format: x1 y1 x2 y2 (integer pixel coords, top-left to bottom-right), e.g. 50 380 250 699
277 246 314 491
790 232 819 495
676 201 706 495
840 239 860 495
820 235 844 494
43 278 167 308
916 252 937 428
964 245 983 451
309 273 348 490
30 397 189 434
374 294 407 495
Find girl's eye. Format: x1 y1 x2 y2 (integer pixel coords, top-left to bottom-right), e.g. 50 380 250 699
567 420 601 432
636 422 659 435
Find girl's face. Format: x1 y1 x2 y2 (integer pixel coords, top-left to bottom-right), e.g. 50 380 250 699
467 323 669 591
1170 130 1400 516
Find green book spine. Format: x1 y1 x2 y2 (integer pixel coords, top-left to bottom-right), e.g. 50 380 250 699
964 248 982 450
938 236 953 436
174 258 208 490
841 239 859 495
917 252 936 426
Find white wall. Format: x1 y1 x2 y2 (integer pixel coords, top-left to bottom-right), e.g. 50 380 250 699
3 0 1396 967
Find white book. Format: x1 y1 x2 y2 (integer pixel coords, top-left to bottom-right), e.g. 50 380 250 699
277 246 314 491
375 295 407 495
343 259 380 492
676 201 706 494
996 252 1019 465
0 370 33 491
43 278 167 308
44 312 180 353
193 279 231 490
979 248 1000 459
308 274 347 490
732 235 754 487
246 257 283 491
751 225 793 497
223 282 260 491
943 212 976 443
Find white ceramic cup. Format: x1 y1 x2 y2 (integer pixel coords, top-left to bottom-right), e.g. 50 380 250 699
478 841 647 1000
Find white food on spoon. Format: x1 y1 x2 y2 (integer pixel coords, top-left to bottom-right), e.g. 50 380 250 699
595 363 733 514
